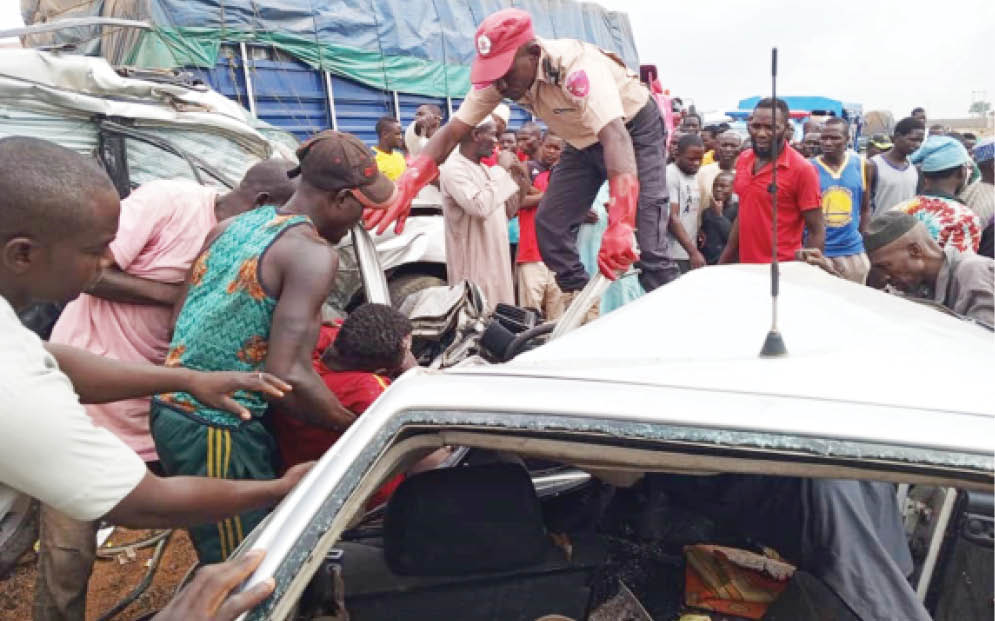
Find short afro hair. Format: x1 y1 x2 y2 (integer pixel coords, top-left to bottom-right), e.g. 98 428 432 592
754 97 790 119
0 136 117 240
894 117 926 137
677 133 705 154
375 116 400 138
332 303 413 371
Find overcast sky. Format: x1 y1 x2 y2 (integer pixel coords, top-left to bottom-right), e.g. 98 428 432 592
598 0 993 119
3 0 991 118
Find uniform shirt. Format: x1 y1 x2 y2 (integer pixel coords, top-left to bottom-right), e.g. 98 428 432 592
454 37 650 150
734 145 822 263
889 193 982 253
50 180 218 461
812 152 866 258
373 146 407 181
665 162 702 260
934 245 994 326
440 151 519 308
0 295 146 522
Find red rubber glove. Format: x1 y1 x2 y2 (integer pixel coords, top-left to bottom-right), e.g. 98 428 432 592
597 173 640 280
363 154 439 235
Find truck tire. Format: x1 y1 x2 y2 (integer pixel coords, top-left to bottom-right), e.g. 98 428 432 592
387 274 446 310
0 494 39 578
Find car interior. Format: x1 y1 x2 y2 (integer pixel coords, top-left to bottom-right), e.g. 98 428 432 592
280 431 993 621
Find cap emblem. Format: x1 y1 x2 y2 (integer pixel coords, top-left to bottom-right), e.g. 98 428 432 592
477 34 492 56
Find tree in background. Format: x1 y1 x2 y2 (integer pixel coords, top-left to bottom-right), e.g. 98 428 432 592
968 100 991 118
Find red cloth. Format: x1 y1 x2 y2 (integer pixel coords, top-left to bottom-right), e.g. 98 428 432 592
480 145 501 167
273 323 403 507
734 145 821 263
516 169 551 264
516 149 529 162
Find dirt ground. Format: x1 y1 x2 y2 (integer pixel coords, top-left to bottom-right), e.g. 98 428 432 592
0 528 197 621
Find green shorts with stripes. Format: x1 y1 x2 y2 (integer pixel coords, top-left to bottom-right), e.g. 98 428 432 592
150 403 277 563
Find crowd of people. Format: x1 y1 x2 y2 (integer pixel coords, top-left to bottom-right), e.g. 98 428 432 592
372 97 993 326
0 6 992 621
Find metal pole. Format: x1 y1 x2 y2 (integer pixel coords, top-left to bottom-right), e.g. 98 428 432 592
446 96 454 119
238 41 257 118
759 47 786 358
393 91 401 122
916 488 957 600
324 71 338 131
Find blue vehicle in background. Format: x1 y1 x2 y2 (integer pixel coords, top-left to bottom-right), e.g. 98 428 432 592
730 95 863 145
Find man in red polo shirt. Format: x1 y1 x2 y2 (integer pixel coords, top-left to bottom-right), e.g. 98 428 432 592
719 98 824 264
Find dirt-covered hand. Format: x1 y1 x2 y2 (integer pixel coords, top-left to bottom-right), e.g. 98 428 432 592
154 550 273 621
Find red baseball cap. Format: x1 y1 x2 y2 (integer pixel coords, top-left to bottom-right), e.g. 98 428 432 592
470 9 535 86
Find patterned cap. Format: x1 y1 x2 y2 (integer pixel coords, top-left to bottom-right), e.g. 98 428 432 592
862 211 919 253
973 137 994 164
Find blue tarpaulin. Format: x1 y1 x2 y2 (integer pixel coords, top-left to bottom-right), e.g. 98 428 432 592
27 0 639 98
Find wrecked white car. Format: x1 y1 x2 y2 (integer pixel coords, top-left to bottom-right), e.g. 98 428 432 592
228 264 993 621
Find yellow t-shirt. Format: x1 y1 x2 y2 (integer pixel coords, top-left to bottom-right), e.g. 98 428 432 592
701 150 715 166
373 147 407 181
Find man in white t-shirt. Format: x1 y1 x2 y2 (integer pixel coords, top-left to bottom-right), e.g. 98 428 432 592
0 136 307 621
404 104 443 157
666 134 707 273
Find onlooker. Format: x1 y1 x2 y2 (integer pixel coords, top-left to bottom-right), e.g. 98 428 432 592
700 124 721 166
41 160 297 618
516 121 543 163
500 130 518 152
963 132 978 153
812 117 871 283
865 211 993 326
480 103 513 167
527 131 563 181
680 112 702 135
697 130 741 208
719 98 824 264
802 119 823 137
801 132 822 158
867 117 925 214
0 136 313 621
373 116 406 181
518 133 565 319
404 104 442 157
666 134 707 272
911 107 927 124
699 171 738 265
440 120 530 309
151 131 390 563
959 138 994 231
928 124 946 137
889 135 981 253
667 129 685 164
865 133 893 159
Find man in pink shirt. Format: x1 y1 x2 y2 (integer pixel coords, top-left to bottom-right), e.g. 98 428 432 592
39 160 296 621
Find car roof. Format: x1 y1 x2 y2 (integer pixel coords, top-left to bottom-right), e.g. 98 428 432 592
433 263 993 458
492 263 991 416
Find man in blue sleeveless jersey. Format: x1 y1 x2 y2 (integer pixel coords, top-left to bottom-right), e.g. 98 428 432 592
812 117 872 283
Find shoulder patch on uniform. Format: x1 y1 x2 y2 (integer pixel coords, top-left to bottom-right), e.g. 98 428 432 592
565 69 590 98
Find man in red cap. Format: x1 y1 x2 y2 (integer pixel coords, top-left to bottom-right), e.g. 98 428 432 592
366 8 678 294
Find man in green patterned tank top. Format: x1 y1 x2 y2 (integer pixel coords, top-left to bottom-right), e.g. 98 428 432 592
151 131 397 563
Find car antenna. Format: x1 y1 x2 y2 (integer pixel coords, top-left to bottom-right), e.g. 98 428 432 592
760 47 787 358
